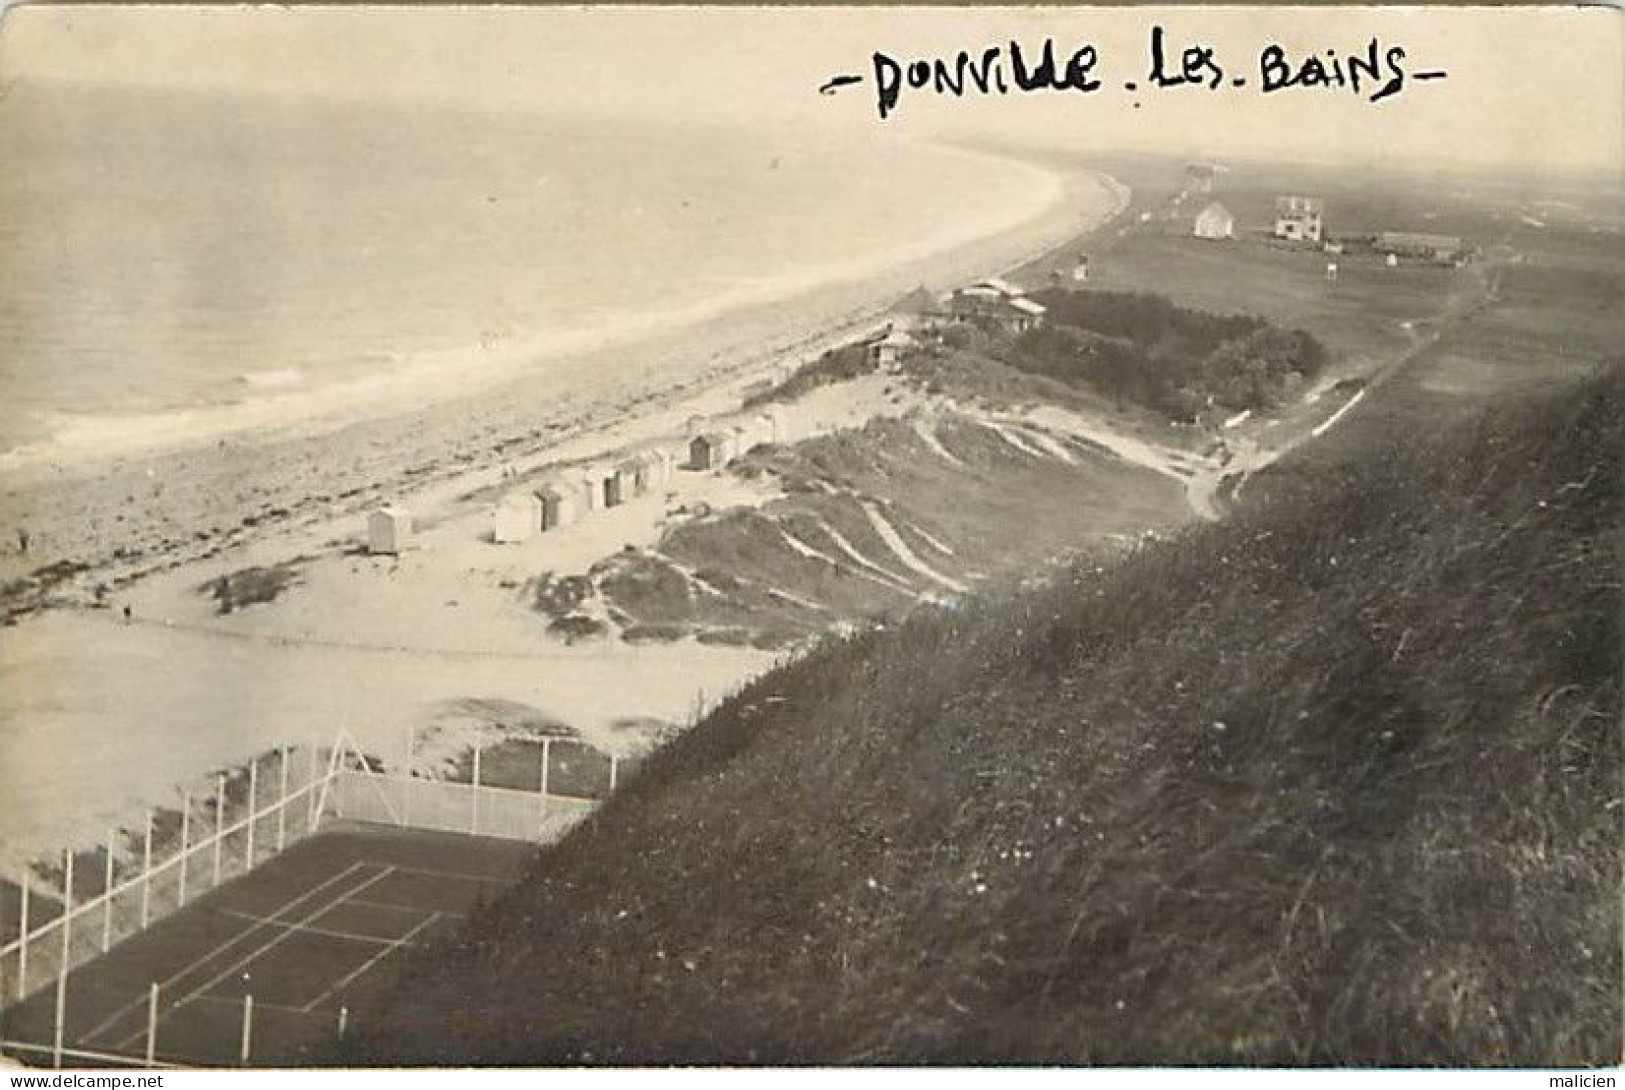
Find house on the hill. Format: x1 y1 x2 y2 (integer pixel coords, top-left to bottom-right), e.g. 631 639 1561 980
493 492 541 543
367 505 412 555
1274 196 1325 243
948 286 1046 334
1376 231 1465 263
1193 202 1235 240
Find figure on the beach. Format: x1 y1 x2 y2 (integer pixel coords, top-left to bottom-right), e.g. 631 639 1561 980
16 527 28 555
122 604 133 624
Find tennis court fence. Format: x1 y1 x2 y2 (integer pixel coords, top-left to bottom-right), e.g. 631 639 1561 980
0 727 619 1017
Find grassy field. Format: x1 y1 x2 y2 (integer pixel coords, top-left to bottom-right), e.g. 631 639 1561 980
334 354 1622 1066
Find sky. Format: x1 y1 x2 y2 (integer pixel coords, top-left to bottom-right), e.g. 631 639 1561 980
0 5 1619 176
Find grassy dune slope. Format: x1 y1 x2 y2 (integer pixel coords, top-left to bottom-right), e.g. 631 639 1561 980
342 365 1621 1066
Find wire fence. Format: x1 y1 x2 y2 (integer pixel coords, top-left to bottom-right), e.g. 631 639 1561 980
0 726 625 1063
0 744 331 1011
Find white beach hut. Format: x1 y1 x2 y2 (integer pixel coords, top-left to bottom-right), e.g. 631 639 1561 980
575 472 601 513
689 431 736 470
616 457 647 500
601 464 627 508
536 483 578 531
368 505 412 555
493 493 542 544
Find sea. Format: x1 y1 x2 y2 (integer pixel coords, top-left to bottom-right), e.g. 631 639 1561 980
0 83 1061 465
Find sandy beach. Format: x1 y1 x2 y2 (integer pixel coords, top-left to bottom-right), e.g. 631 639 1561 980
0 157 1129 872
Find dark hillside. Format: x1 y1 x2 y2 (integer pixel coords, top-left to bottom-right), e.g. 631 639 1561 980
341 365 1622 1066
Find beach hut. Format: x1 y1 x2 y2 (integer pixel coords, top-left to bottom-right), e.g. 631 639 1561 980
689 431 735 470
573 473 600 513
617 456 649 499
493 493 541 543
367 505 412 555
654 447 678 486
629 449 671 493
601 465 627 508
536 483 578 531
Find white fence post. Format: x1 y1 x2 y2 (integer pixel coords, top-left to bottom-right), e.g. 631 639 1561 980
609 755 619 793
337 1005 348 1038
213 773 226 887
308 747 321 832
471 737 482 836
140 812 153 929
17 871 28 1000
246 757 259 868
240 993 254 1066
59 850 73 970
277 746 290 854
145 982 158 1067
178 794 190 907
540 737 552 799
51 965 66 1068
101 832 115 953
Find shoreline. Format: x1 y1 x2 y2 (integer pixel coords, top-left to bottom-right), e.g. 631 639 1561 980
0 142 1077 477
0 161 1126 605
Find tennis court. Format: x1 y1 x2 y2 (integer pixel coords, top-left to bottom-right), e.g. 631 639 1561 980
0 824 535 1068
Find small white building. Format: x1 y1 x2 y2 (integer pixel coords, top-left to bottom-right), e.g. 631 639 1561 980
575 472 601 513
536 483 579 531
689 431 737 470
628 449 672 494
367 506 412 555
493 493 541 544
600 464 628 508
1193 202 1235 240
